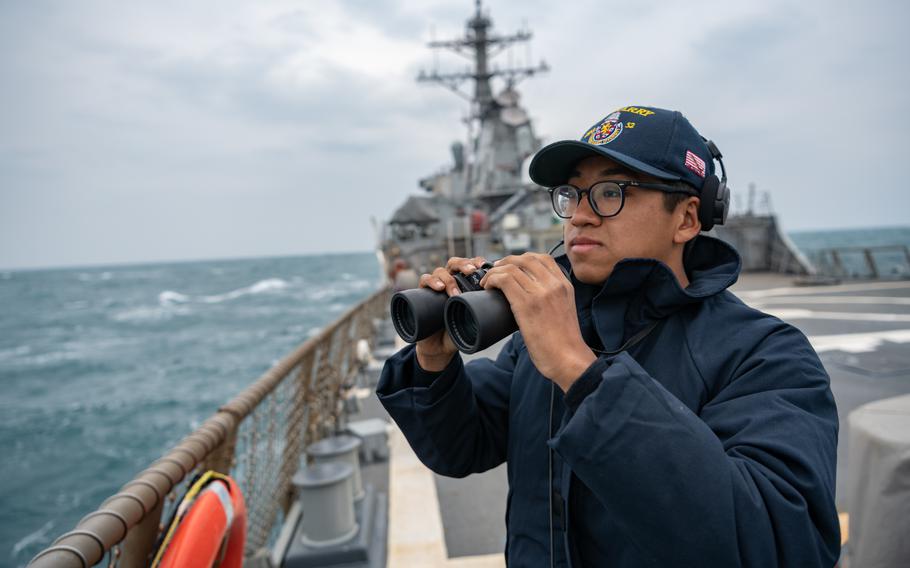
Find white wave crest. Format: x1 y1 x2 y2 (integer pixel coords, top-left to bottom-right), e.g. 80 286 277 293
0 344 32 362
159 291 191 306
113 305 191 322
306 278 371 301
158 278 290 306
64 300 90 310
77 271 113 282
12 520 55 556
249 278 289 294
199 278 290 303
308 288 341 301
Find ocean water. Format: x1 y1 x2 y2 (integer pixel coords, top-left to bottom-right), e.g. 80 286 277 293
789 226 910 277
3 227 910 565
0 252 381 566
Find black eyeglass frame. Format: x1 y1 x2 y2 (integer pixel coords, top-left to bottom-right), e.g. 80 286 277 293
547 180 698 219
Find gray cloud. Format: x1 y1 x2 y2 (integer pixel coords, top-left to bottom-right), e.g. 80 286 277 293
1 0 908 269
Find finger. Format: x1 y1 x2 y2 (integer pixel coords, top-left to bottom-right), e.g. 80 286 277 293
482 272 530 310
503 253 566 284
444 257 479 276
445 257 468 271
468 256 489 270
492 254 517 267
420 268 458 295
419 272 447 292
448 256 488 275
481 264 535 295
526 253 567 282
493 254 546 282
433 267 461 296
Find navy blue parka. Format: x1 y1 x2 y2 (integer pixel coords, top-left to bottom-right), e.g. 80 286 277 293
377 236 840 567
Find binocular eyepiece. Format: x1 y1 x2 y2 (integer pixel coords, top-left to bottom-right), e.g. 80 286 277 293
390 262 518 354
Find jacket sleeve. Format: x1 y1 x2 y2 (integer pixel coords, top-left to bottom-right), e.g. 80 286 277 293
375 335 519 477
551 322 841 567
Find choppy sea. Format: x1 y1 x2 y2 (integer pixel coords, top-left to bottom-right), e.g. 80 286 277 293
0 252 381 566
2 226 909 565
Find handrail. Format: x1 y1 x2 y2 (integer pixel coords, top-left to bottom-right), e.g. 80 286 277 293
29 286 390 568
818 244 908 254
814 244 910 280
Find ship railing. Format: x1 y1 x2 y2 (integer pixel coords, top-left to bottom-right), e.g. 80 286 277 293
810 244 910 280
28 286 392 568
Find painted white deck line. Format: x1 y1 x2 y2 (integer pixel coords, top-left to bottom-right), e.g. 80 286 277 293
808 329 910 353
764 309 910 323
738 280 910 299
753 295 910 306
387 423 505 568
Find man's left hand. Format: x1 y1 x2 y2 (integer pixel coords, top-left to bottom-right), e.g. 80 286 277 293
480 253 596 392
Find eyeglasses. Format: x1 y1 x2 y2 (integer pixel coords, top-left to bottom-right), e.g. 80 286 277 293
548 180 697 219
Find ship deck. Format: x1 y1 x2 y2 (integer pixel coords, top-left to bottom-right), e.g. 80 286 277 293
353 272 910 567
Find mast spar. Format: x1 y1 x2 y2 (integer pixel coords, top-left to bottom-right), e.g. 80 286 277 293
417 0 549 121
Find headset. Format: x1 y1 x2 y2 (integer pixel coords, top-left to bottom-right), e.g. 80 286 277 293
697 138 730 232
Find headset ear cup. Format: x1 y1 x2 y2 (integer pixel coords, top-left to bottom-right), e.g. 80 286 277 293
698 175 719 231
715 182 730 227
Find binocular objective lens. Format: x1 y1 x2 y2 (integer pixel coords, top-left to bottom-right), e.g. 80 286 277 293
449 301 478 349
391 296 417 340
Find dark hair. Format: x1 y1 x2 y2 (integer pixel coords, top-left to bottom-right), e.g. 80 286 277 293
661 181 699 213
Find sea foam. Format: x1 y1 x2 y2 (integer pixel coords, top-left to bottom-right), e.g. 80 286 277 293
158 291 191 306
159 278 290 306
0 345 31 362
113 305 191 323
12 520 54 557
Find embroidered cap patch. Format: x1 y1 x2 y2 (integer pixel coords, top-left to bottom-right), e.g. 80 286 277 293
583 112 623 146
684 150 706 178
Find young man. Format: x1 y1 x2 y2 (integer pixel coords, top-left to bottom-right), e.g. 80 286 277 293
377 106 840 567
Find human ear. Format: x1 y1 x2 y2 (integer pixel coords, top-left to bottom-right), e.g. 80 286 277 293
673 198 701 244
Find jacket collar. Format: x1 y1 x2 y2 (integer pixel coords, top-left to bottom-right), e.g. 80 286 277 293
557 235 742 350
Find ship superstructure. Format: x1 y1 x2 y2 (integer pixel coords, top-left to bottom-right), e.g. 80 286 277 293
383 0 557 277
381 1 816 282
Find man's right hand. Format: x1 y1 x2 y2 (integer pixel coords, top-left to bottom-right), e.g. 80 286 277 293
415 256 488 372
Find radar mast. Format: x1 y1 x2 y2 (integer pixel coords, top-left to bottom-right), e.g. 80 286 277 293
416 1 548 199
418 0 548 122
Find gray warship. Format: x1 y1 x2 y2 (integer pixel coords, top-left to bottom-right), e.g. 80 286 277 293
28 2 910 567
379 1 813 284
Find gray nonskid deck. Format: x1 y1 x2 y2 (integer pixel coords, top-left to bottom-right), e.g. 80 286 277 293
364 275 910 562
738 278 910 509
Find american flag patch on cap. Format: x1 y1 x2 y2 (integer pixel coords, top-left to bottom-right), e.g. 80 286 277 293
684 150 706 178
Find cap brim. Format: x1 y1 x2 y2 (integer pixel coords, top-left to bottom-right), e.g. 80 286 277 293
528 140 681 187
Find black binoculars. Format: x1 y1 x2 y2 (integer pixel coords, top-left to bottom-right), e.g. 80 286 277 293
390 262 516 354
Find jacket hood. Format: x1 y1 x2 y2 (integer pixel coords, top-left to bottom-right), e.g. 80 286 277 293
556 235 742 350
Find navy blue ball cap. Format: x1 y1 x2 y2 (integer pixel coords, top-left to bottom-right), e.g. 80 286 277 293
529 105 714 191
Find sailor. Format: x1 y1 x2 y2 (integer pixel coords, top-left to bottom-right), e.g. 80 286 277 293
377 106 841 567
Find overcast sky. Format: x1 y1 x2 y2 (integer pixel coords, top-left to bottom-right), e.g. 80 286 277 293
1 0 908 270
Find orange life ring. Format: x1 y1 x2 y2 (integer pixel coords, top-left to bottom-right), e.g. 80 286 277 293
151 471 246 568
